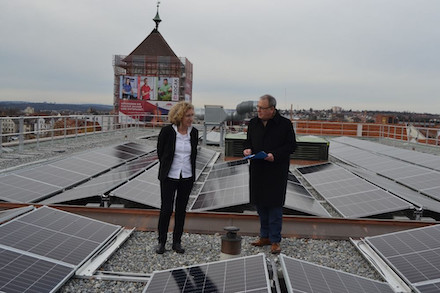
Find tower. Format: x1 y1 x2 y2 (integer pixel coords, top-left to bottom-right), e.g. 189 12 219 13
113 2 193 121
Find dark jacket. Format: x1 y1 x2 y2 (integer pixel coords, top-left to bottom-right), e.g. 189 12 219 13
157 125 198 182
243 111 296 207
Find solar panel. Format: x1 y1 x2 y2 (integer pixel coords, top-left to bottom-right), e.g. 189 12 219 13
111 163 162 208
51 156 110 176
365 224 440 293
297 163 412 218
190 160 249 211
122 141 155 153
15 165 89 189
95 147 138 161
195 147 218 180
0 206 34 223
191 160 328 216
0 174 60 203
76 150 125 168
330 140 440 202
143 254 270 293
0 247 74 293
0 206 121 266
345 165 440 213
40 154 158 204
111 147 216 208
332 136 440 172
114 144 148 156
279 254 394 293
284 180 331 217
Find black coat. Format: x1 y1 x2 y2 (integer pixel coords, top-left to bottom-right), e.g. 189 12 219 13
243 111 296 207
157 125 198 182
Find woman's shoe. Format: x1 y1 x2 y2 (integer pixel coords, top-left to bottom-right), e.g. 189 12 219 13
172 243 185 254
155 243 166 254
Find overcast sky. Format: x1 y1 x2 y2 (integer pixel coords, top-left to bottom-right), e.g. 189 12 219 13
1 0 439 113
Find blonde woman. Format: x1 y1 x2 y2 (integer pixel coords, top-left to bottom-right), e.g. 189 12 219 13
155 102 198 254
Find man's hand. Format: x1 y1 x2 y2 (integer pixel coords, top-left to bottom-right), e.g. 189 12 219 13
264 153 274 162
243 149 252 156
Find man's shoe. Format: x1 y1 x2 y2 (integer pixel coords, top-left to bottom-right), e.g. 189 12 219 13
155 243 165 254
251 238 271 247
271 242 281 254
172 243 185 254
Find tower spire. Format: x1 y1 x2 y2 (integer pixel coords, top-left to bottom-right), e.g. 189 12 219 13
153 1 162 31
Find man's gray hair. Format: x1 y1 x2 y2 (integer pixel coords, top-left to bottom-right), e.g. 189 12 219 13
260 94 277 108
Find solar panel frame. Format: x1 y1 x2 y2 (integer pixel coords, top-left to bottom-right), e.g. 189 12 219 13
0 174 60 203
15 165 89 189
333 136 440 172
279 254 395 293
365 224 440 292
330 140 440 204
0 206 122 267
298 163 413 218
284 181 331 217
110 163 162 208
344 165 440 213
40 154 158 204
143 254 271 293
50 156 110 176
0 247 75 293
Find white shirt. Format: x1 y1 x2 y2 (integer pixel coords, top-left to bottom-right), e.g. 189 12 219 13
168 125 193 179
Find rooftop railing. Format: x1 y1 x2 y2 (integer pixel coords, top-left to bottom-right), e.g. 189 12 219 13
1 115 439 155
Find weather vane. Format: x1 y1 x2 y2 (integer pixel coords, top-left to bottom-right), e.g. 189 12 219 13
153 0 162 30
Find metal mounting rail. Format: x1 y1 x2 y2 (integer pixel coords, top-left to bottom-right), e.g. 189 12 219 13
0 203 437 240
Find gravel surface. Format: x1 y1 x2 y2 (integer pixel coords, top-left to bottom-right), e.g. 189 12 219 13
60 231 382 293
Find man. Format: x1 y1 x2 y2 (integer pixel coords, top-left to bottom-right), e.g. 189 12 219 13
158 78 172 101
243 94 296 254
141 78 151 100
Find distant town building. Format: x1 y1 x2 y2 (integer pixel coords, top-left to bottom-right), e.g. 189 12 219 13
375 114 398 124
331 106 342 113
1 117 16 134
23 106 34 115
113 3 193 123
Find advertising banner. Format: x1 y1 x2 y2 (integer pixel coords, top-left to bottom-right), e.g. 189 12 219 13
157 77 179 101
118 75 179 124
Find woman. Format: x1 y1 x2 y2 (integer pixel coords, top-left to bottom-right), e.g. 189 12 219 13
156 101 198 254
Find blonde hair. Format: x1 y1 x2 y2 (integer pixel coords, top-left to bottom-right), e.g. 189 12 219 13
168 101 194 126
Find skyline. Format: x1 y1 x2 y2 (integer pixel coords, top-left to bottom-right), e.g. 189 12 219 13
1 0 439 114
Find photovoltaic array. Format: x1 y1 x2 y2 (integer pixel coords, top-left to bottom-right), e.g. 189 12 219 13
332 136 440 172
280 254 394 293
41 153 158 204
190 160 250 211
366 224 440 293
343 164 440 214
190 159 329 216
0 206 122 292
111 147 217 208
330 138 440 202
297 163 412 218
0 142 154 203
143 254 270 293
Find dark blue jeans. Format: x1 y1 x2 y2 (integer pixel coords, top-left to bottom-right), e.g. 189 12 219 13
256 206 283 243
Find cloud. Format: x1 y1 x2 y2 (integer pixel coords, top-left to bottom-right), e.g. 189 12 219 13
1 0 439 113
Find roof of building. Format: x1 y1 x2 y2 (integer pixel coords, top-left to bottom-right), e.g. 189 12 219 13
126 6 177 58
127 29 178 58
